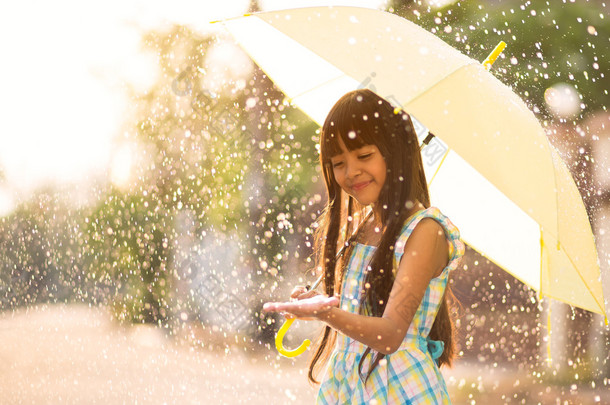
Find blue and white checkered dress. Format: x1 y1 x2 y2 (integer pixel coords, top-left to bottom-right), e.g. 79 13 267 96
316 207 465 404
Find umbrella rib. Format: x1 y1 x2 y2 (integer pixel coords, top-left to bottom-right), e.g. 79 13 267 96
539 288 605 317
559 239 607 315
541 222 605 315
427 146 450 187
540 227 546 299
285 74 351 105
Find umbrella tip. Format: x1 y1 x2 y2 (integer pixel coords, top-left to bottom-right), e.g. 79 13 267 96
210 12 252 24
482 41 507 71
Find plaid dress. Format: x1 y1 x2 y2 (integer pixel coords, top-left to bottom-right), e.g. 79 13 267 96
315 207 465 404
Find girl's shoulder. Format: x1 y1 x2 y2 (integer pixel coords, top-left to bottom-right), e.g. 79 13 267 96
399 206 460 236
394 206 465 269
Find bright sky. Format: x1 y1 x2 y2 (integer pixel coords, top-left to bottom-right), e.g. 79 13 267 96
0 0 387 216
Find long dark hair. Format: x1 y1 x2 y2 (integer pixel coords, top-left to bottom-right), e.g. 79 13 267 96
307 89 457 387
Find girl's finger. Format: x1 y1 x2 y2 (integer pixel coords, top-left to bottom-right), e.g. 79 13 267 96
297 290 319 300
328 295 340 306
266 302 293 312
290 286 307 298
263 302 280 312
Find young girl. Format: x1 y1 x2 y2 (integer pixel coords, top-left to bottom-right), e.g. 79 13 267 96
263 89 465 404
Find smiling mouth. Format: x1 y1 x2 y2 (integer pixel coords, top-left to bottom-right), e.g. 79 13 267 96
351 181 371 191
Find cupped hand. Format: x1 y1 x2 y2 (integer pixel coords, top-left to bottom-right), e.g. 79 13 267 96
263 294 340 320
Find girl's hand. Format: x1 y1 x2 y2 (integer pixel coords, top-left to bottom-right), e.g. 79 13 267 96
262 286 325 321
284 286 323 320
263 294 340 321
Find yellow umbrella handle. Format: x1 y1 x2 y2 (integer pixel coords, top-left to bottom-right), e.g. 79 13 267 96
482 41 507 70
275 317 311 357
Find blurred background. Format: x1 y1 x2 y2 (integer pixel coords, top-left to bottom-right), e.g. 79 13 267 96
0 0 608 403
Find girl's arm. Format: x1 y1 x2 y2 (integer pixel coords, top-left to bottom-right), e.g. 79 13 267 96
317 306 398 355
318 218 449 355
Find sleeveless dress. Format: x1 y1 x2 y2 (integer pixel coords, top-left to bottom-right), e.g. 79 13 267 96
315 207 465 405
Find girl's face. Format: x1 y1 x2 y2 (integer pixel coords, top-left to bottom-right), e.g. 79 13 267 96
330 136 386 207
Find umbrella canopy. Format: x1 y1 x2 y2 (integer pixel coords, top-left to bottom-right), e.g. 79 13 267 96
214 6 606 317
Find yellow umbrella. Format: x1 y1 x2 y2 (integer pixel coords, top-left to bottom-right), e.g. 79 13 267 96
212 6 607 345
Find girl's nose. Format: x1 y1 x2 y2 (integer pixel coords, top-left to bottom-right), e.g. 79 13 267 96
346 161 362 178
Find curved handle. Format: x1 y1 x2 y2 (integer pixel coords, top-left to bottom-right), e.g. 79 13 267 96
273 273 325 357
275 317 311 358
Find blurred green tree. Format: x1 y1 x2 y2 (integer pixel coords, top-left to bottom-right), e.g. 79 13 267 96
0 189 83 308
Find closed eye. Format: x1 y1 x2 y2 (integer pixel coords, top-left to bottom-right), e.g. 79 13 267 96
332 153 373 168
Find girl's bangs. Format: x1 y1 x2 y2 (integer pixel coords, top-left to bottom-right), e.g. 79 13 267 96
320 99 385 165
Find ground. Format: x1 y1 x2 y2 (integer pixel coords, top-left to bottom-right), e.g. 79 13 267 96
0 304 607 404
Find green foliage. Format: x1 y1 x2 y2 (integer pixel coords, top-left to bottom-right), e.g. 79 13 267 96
84 191 173 323
0 190 84 307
